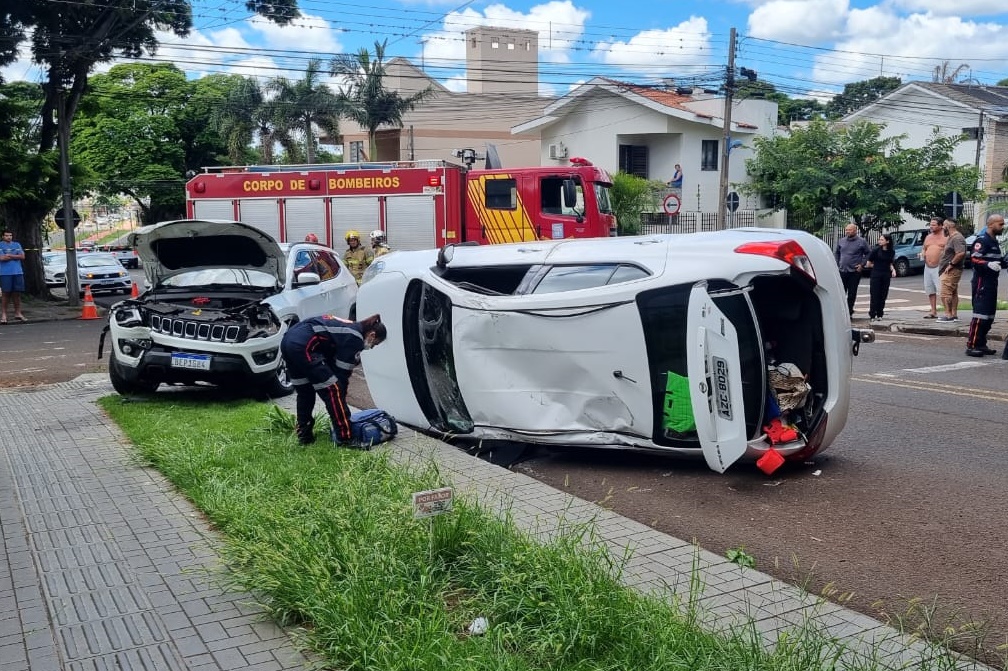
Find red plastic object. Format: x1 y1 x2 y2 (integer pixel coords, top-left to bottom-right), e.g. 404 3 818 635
763 418 799 444
756 448 785 475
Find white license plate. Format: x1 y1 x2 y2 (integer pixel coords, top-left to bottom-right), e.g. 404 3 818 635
171 353 211 371
712 356 733 420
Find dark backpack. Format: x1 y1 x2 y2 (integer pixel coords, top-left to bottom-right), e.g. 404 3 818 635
350 409 398 447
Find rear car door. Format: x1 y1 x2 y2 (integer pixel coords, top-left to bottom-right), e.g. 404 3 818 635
686 282 749 473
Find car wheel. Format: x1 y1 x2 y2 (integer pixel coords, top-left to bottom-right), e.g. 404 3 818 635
108 352 159 395
894 258 910 277
258 358 294 398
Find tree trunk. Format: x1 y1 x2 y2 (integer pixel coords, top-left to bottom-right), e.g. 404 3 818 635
0 206 55 299
305 120 315 164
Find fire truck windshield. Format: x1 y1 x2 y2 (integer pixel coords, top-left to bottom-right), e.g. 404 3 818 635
594 183 613 214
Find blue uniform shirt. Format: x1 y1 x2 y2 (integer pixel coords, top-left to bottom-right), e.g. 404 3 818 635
0 240 24 276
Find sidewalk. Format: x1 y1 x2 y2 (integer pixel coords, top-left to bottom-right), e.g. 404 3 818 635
0 375 994 670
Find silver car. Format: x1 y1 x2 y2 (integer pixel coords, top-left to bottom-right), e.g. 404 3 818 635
69 253 133 297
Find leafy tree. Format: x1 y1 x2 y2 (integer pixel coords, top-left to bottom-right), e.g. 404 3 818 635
741 118 981 235
0 0 301 296
268 59 342 165
735 79 824 127
997 78 1008 87
211 78 291 165
824 76 902 119
181 74 244 171
331 39 433 161
932 61 970 84
610 172 662 236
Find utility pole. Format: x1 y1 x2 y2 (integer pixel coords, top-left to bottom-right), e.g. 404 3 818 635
717 27 736 231
58 87 81 307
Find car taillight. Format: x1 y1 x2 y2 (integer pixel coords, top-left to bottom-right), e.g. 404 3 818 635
735 240 816 283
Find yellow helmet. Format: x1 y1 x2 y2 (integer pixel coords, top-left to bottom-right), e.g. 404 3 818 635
345 229 360 241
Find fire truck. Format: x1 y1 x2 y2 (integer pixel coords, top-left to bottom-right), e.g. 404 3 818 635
184 158 616 250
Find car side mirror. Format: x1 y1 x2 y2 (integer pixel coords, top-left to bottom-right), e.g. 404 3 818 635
294 271 321 287
562 179 577 208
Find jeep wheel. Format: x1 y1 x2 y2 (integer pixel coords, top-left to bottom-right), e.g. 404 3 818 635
894 258 910 277
108 352 159 395
259 359 294 398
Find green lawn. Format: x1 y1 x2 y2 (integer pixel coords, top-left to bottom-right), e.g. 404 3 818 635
98 395 977 671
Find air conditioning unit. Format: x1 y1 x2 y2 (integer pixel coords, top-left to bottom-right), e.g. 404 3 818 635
548 143 568 160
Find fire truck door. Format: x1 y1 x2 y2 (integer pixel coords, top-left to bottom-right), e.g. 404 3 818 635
385 195 436 251
284 198 326 243
237 199 281 242
331 197 380 243
191 199 235 221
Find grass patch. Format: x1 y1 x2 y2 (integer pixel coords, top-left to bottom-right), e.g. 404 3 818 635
98 395 975 670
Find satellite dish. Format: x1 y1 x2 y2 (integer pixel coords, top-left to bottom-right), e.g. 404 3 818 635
485 143 503 170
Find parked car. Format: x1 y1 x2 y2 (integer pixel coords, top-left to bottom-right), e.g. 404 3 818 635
356 229 873 474
42 251 67 287
68 252 133 297
99 219 358 398
890 228 928 277
97 243 141 268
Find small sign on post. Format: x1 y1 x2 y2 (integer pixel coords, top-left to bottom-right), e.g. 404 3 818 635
412 487 453 519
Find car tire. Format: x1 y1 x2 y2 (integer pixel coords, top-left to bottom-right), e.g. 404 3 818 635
108 352 159 395
894 258 910 277
258 359 294 398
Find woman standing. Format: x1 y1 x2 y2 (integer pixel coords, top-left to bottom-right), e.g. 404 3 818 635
866 232 897 322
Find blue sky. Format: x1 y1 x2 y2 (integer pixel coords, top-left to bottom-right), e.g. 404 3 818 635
6 0 1008 98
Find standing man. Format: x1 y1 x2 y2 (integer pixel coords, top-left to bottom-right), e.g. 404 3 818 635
937 219 966 323
921 217 946 318
343 229 372 285
370 229 391 258
835 222 870 318
965 213 1006 357
0 229 26 323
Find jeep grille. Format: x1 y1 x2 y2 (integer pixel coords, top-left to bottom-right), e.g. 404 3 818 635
150 315 243 343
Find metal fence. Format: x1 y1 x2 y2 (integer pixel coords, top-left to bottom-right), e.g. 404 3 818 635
639 210 757 235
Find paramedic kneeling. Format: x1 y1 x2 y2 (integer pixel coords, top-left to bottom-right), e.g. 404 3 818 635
965 213 1006 357
280 314 387 446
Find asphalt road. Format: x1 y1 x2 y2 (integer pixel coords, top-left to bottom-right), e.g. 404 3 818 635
2 273 1006 667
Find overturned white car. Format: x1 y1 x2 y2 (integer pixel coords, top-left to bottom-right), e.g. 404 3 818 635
99 219 357 397
357 229 872 473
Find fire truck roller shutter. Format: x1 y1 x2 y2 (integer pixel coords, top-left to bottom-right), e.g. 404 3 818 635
192 199 235 221
238 199 282 242
385 195 436 252
331 197 381 245
284 198 326 244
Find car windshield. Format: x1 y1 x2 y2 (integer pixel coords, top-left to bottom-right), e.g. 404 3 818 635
79 254 119 268
159 268 277 289
594 183 613 214
43 253 61 265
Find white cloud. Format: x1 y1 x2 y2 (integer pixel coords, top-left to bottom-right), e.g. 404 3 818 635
890 0 1006 15
592 17 713 75
747 0 849 43
441 74 467 92
811 11 1008 85
246 13 343 56
419 0 592 68
1 41 43 84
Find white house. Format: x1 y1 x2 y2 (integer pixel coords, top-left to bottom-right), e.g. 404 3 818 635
844 82 1008 201
511 77 780 213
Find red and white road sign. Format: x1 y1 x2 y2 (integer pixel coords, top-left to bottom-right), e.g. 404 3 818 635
662 193 681 216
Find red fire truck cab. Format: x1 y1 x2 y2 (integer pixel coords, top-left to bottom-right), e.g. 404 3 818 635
184 158 616 250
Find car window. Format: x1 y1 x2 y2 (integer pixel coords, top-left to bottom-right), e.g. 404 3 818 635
531 264 647 294
440 265 534 295
314 250 342 281
485 178 516 210
79 254 119 268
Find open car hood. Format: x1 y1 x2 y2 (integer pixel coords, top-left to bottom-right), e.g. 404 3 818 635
130 219 286 286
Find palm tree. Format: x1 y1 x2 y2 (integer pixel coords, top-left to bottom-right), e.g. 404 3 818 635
210 77 292 165
330 39 433 161
267 59 342 165
932 61 970 84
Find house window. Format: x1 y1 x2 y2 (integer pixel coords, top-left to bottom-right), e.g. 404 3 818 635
491 37 499 48
701 140 718 171
618 144 649 179
485 178 517 209
349 140 365 162
471 38 476 49
525 41 531 51
507 41 515 50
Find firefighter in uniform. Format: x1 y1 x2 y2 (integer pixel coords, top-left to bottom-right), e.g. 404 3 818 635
370 229 391 257
343 230 372 285
280 314 386 445
965 213 1006 357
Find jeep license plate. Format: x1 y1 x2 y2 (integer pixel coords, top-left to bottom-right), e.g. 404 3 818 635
171 353 211 371
712 356 733 420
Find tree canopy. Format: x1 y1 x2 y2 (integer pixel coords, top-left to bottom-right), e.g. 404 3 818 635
823 76 902 119
268 59 343 164
741 118 982 234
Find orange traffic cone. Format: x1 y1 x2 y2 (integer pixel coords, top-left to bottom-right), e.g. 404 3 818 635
79 285 99 320
130 280 139 299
